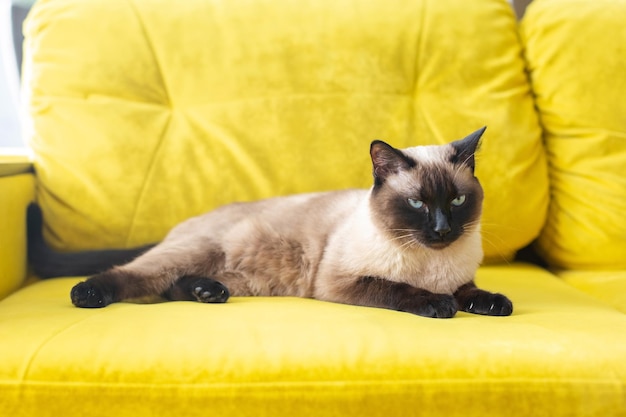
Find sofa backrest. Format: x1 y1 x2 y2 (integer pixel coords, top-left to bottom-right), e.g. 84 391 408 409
521 0 626 269
23 0 548 264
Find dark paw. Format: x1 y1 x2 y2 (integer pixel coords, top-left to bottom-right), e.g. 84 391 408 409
71 281 113 308
401 293 458 318
191 278 229 304
462 292 513 316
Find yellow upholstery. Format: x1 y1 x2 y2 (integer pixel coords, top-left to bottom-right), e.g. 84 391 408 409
0 158 34 299
1 265 625 417
522 0 626 269
23 0 547 263
1 0 625 416
557 270 626 314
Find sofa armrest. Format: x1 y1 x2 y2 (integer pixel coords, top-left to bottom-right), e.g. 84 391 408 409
0 150 33 176
0 152 35 299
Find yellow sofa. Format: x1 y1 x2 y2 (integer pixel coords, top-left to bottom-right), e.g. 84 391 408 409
1 0 625 416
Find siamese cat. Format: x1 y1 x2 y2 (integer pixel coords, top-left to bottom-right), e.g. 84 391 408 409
28 127 513 318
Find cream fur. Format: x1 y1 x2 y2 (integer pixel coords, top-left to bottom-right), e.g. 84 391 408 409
315 189 482 301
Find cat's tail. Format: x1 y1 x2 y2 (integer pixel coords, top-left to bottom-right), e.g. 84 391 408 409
27 203 155 278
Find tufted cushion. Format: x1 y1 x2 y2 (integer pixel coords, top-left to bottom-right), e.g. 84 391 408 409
521 0 626 269
23 0 547 262
2 265 626 416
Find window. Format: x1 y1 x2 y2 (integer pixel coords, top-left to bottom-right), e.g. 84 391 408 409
1 0 25 149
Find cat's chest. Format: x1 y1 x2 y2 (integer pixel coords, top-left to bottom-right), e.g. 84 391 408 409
329 221 482 294
372 240 473 291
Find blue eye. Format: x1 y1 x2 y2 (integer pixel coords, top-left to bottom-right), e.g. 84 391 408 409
408 198 424 209
451 195 466 207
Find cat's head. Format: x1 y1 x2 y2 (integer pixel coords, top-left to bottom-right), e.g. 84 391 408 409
369 127 486 250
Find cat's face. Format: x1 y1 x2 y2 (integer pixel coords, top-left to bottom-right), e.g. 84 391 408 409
369 127 485 250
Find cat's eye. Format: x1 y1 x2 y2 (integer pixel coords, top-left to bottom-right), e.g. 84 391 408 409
451 195 466 207
408 198 424 209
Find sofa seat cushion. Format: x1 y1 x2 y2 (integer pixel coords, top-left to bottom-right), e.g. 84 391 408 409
1 264 625 417
557 269 626 314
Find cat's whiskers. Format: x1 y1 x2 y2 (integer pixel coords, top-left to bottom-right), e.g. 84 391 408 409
463 221 512 265
463 220 482 230
397 237 419 253
478 233 512 265
388 229 422 253
389 233 416 244
389 229 418 240
478 220 526 234
465 219 525 235
467 220 517 248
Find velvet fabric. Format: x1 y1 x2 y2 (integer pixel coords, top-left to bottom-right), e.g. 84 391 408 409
23 0 547 263
1 266 625 417
0 171 33 299
1 0 625 415
522 0 626 269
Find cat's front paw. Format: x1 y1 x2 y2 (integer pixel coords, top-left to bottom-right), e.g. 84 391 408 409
191 278 230 303
462 292 513 316
401 293 458 318
71 281 112 308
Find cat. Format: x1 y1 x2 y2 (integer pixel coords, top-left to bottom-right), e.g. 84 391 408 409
28 126 513 318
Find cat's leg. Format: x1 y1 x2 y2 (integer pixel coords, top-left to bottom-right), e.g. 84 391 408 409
321 276 459 318
162 276 229 303
71 241 226 308
161 270 256 302
453 281 513 316
70 261 176 308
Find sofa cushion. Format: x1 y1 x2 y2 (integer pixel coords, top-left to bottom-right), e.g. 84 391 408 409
557 269 626 314
0 172 34 299
1 264 625 417
23 0 547 263
521 0 626 269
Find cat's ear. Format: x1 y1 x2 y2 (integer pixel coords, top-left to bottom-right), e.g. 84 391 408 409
370 140 416 185
450 126 486 173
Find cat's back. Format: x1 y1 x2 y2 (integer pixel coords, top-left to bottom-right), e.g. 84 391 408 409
168 188 366 242
228 188 366 239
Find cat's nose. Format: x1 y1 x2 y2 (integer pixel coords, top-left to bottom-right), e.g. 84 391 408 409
433 209 451 237
434 226 451 237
